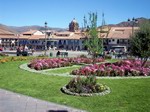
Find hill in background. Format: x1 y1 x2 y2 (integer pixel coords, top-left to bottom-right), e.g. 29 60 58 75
0 24 19 34
106 17 150 27
8 25 66 33
0 17 150 34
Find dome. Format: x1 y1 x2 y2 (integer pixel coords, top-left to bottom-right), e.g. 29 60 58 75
69 18 79 32
72 18 77 23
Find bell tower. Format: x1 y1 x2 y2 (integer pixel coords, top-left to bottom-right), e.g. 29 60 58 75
69 18 79 32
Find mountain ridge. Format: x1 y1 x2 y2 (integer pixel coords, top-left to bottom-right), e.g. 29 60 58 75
0 17 149 33
106 17 150 27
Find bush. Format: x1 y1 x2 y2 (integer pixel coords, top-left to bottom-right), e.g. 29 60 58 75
0 56 34 64
66 76 107 94
49 52 53 57
78 54 87 58
0 58 9 63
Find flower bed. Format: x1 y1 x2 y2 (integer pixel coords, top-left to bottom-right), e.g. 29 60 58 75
0 56 29 64
61 76 110 96
28 58 104 70
71 60 150 76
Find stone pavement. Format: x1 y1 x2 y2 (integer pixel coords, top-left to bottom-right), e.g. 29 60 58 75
0 89 86 112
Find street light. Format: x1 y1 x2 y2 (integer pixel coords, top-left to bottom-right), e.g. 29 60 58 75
127 17 138 52
128 17 138 36
44 22 47 56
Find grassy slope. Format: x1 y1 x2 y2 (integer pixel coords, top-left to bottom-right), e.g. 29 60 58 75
0 61 150 112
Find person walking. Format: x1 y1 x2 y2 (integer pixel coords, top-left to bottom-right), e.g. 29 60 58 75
16 47 21 56
56 50 60 57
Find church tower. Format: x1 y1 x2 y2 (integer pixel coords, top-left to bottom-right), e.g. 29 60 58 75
69 18 79 32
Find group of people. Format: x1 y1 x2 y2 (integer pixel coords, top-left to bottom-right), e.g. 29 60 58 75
56 50 68 57
16 45 28 56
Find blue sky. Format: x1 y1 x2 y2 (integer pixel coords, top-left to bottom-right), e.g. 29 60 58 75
0 0 150 28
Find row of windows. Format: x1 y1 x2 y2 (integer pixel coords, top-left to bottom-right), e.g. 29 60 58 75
0 39 18 42
108 39 128 42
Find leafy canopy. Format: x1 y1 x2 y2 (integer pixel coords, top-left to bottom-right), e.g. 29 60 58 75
130 20 150 66
84 12 103 58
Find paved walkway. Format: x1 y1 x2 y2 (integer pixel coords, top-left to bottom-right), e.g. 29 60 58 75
3 50 89 58
0 89 86 112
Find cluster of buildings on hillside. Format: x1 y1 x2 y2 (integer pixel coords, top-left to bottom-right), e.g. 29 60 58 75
0 19 138 52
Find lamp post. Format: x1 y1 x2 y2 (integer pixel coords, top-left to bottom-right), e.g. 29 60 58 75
127 17 138 52
128 17 138 36
44 22 47 56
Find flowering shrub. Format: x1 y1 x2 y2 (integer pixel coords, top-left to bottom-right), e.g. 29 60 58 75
0 56 28 64
71 60 150 76
63 76 108 94
28 58 104 70
0 58 9 63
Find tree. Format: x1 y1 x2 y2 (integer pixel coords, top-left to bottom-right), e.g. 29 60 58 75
84 12 103 63
130 20 150 66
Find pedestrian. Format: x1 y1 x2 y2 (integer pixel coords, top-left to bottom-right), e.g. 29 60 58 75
56 50 60 57
16 47 21 56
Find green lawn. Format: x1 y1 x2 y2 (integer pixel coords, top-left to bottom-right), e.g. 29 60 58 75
0 56 4 59
46 65 82 74
0 60 150 112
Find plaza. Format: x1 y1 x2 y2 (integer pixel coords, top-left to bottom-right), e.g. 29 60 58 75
0 0 150 112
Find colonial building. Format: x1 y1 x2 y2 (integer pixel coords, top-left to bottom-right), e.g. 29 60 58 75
18 19 85 51
0 28 18 49
0 19 139 52
102 27 139 51
49 31 84 50
19 30 45 50
48 19 84 50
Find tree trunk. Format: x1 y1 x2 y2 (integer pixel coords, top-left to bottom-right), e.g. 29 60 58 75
92 53 97 64
142 58 148 67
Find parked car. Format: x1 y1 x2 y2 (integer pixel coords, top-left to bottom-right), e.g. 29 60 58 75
0 47 3 51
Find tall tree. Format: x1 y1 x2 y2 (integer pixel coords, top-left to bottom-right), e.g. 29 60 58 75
130 20 150 66
84 12 103 63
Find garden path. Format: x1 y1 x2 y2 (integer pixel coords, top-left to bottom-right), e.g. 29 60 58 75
0 89 86 112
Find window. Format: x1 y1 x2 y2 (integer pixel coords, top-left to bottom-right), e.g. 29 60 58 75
64 40 66 44
117 39 119 44
59 40 62 44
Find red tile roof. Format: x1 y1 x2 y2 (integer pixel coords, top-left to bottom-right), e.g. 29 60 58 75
107 27 139 39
